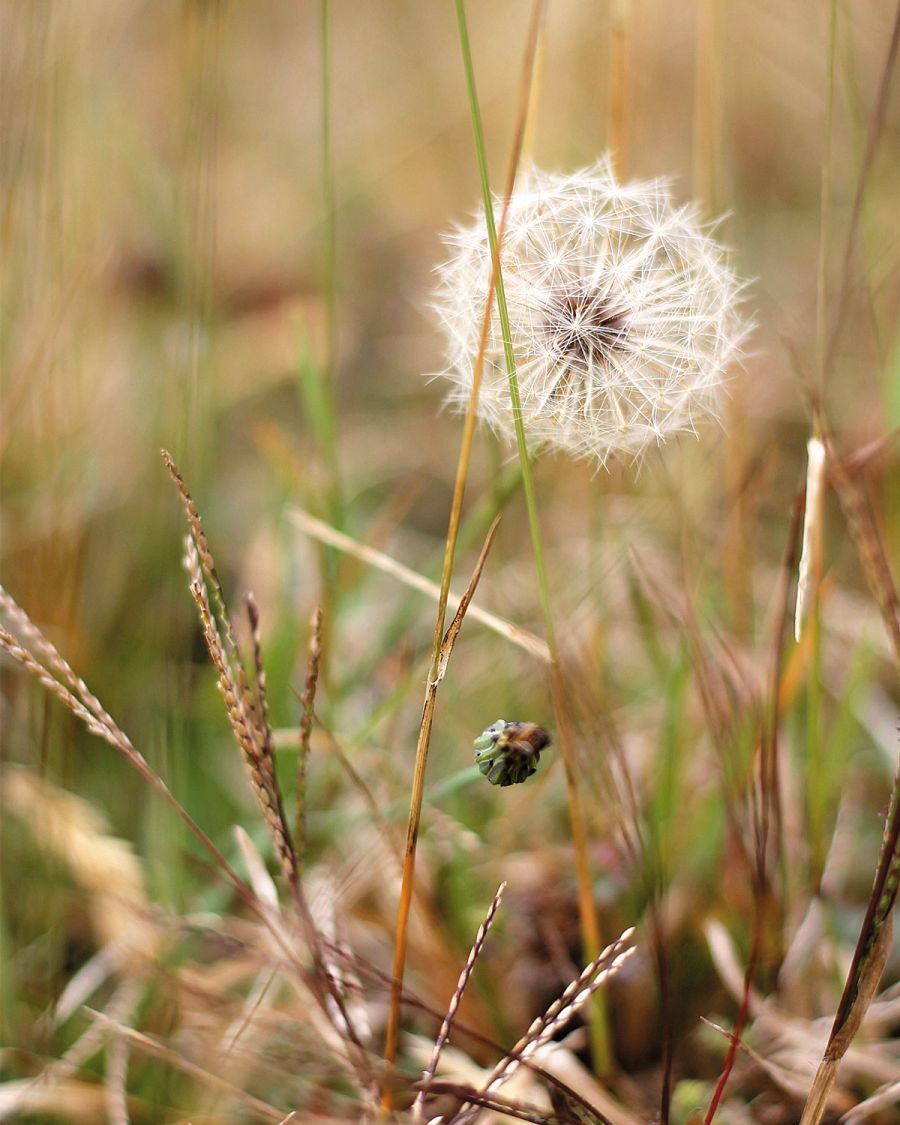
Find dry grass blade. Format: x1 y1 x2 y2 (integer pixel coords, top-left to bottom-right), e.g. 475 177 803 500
289 507 550 664
1 767 157 969
825 0 900 373
760 489 805 908
413 881 506 1121
839 1078 900 1122
0 980 143 1123
84 1010 289 1122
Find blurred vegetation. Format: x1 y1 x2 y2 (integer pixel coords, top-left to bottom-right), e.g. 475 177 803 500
1 2 898 1122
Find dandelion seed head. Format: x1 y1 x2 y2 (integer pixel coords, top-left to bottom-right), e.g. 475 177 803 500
432 158 751 466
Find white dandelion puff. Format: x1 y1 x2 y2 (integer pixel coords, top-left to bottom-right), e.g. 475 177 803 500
432 158 751 466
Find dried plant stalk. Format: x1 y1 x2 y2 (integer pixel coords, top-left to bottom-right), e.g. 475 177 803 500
383 514 503 1101
289 507 550 664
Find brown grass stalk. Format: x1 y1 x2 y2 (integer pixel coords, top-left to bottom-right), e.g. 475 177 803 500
382 514 502 1104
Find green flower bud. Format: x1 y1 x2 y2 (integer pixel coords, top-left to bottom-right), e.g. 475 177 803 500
473 720 551 787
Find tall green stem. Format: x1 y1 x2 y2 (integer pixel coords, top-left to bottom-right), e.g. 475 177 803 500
455 0 612 1078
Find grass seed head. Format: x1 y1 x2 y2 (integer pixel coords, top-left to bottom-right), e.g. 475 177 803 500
433 158 750 466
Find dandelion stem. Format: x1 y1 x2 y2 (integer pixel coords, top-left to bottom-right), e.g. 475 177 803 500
455 0 613 1078
380 2 544 1104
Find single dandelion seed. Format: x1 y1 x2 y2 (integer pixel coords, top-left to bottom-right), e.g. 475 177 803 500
432 157 750 466
474 719 551 787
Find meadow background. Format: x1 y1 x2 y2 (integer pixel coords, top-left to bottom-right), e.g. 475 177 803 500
1 2 898 1122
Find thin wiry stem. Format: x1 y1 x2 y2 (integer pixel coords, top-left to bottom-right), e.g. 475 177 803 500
761 489 805 927
296 605 323 871
455 0 612 1076
289 507 550 663
380 1 544 1103
703 913 763 1125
